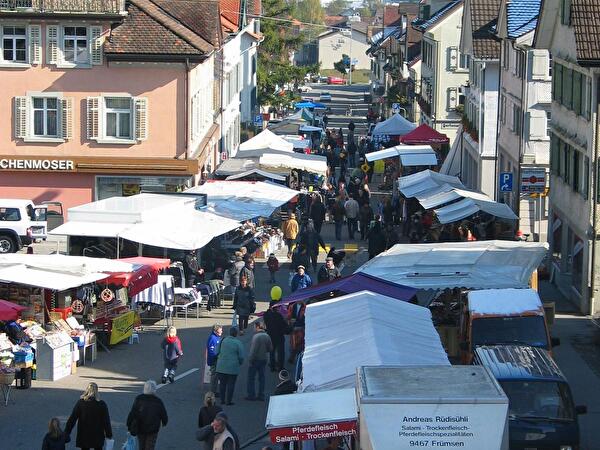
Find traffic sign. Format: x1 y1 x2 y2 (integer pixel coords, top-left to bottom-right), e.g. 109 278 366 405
499 172 513 192
521 168 546 193
254 114 262 125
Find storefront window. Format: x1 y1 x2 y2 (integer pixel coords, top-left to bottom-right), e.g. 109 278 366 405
96 176 192 200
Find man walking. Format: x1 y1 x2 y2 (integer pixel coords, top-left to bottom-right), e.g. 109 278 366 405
239 258 255 289
344 195 360 239
245 322 272 401
205 324 222 395
282 213 299 258
264 296 288 372
331 197 346 241
317 257 341 283
290 265 312 292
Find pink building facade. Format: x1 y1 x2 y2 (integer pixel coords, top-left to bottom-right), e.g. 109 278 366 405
0 0 222 214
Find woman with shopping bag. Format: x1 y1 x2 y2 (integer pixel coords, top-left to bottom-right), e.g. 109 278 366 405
65 382 113 450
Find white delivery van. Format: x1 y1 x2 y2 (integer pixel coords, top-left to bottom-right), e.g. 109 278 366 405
356 365 509 450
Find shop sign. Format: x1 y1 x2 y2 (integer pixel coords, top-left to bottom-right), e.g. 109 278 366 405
269 420 357 444
109 310 136 345
521 168 546 193
0 158 74 171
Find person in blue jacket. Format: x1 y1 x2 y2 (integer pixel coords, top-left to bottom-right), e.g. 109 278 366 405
291 265 312 292
205 324 223 395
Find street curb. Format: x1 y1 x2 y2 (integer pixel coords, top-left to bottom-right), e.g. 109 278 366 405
241 430 269 448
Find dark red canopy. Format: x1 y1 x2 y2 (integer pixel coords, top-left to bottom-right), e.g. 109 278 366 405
0 299 27 321
102 257 170 297
400 124 449 145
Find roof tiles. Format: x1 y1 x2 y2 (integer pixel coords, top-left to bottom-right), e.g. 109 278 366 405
469 0 501 59
571 0 600 65
506 0 540 39
413 0 463 32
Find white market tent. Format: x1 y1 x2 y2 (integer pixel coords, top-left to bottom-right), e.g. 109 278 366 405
434 197 518 224
187 180 298 221
355 241 549 291
50 193 241 250
238 129 294 154
372 114 416 136
417 187 490 209
468 288 543 316
0 254 136 290
398 169 464 198
365 144 438 167
260 152 328 177
300 291 450 392
225 169 286 182
280 135 312 150
266 389 357 433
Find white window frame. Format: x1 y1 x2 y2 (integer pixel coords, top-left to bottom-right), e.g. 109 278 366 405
22 91 67 143
104 96 133 140
1 25 27 64
61 25 89 65
100 95 135 143
32 96 59 138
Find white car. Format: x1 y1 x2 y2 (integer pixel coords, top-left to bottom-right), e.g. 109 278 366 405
320 92 332 102
0 199 48 253
298 85 312 93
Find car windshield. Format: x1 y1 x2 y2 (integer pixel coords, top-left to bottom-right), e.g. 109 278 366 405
472 316 549 348
500 380 575 420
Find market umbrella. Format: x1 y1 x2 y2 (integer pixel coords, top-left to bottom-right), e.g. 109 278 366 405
0 299 27 321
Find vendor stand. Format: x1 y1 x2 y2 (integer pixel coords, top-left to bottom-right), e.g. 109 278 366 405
266 389 358 450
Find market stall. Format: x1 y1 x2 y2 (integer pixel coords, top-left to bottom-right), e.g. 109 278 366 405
400 123 450 145
371 113 416 144
266 389 357 449
259 153 328 177
300 291 449 392
239 129 295 154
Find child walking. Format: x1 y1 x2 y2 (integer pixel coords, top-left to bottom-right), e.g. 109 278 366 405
267 253 279 283
42 417 69 450
161 326 183 384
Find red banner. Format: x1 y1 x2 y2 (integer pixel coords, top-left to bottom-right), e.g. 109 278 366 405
269 420 357 444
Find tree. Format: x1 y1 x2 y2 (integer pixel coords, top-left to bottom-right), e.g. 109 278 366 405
333 54 353 76
358 0 382 17
326 0 350 16
296 0 325 26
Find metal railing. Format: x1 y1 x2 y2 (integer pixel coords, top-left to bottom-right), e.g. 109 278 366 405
0 0 124 13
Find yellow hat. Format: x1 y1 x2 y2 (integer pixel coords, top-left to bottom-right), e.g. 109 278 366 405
271 285 282 301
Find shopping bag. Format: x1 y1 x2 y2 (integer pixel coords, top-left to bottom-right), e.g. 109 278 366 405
203 363 211 384
121 433 138 450
231 311 238 328
104 438 115 450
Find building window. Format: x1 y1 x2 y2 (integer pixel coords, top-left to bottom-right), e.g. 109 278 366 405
503 40 510 70
515 50 525 78
459 52 469 70
104 97 132 139
2 26 26 62
546 111 552 137
561 0 571 26
63 26 88 64
32 97 58 137
512 105 522 135
553 63 562 103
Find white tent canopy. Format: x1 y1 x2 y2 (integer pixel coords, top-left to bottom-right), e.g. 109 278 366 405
365 144 438 167
301 291 449 392
239 129 294 154
260 152 328 176
468 288 543 316
417 188 490 210
280 135 311 149
51 193 241 250
372 114 416 136
187 181 298 221
0 265 109 291
434 197 518 223
398 169 464 198
225 169 286 181
356 241 549 291
439 125 462 176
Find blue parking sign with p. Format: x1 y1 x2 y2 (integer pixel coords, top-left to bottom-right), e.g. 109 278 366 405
500 172 513 192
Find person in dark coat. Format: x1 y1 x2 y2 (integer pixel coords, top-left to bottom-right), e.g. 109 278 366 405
290 243 310 272
233 276 256 334
368 222 387 259
126 380 168 450
273 369 297 396
264 297 288 372
309 196 326 234
42 418 69 450
385 225 400 249
65 382 112 450
359 202 374 240
196 412 240 450
317 257 341 283
298 221 326 272
239 259 255 289
198 391 222 428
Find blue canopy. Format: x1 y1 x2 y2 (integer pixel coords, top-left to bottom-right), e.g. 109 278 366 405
295 101 328 110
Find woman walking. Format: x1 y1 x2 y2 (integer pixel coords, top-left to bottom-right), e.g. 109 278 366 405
216 327 245 405
64 382 112 450
233 276 255 335
198 391 222 428
126 380 168 450
161 326 183 384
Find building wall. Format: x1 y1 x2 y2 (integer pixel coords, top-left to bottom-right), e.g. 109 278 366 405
240 28 258 124
222 31 244 157
318 30 370 71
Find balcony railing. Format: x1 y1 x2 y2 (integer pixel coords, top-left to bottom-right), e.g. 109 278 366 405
0 0 125 14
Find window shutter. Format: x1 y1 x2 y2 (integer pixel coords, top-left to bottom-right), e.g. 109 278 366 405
86 96 100 140
61 97 74 140
90 26 103 65
29 25 42 65
531 50 547 80
14 96 28 139
134 97 148 141
448 46 458 71
447 87 457 110
46 25 59 64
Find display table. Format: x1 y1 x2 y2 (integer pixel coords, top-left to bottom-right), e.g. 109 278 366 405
36 332 74 381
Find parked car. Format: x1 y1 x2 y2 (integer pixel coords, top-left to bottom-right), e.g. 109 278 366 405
0 199 48 253
317 75 328 83
319 92 332 102
327 76 345 85
474 345 586 450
